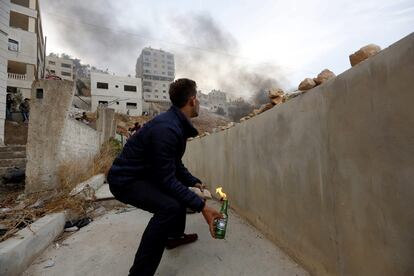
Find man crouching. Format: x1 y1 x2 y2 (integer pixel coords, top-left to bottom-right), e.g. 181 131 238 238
107 78 222 276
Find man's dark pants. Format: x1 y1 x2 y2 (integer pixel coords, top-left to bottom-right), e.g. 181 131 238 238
109 178 186 276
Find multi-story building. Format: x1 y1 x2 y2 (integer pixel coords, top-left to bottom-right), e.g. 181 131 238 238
0 0 44 143
198 91 209 108
6 0 45 99
0 1 11 144
45 55 74 80
136 47 175 103
90 72 142 116
208 89 227 114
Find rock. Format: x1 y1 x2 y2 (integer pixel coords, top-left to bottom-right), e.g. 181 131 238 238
268 88 285 99
298 78 316 91
253 109 260 116
64 226 79 232
314 69 336 85
240 118 246 122
349 44 381 67
258 103 274 113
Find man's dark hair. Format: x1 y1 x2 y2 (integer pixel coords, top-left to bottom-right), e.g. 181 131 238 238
169 78 197 108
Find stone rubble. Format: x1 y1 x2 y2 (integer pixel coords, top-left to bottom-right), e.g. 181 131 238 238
349 44 381 67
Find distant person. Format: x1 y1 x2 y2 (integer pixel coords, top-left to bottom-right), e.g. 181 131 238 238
19 98 30 123
6 94 13 120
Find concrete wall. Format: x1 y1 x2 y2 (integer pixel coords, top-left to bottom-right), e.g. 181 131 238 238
25 80 111 194
0 0 10 145
183 33 414 276
59 118 100 162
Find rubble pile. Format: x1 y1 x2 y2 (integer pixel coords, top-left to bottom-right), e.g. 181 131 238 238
349 44 381 67
239 88 286 122
298 68 336 92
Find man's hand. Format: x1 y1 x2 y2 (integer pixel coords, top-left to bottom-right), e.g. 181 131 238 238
194 183 206 192
202 205 223 238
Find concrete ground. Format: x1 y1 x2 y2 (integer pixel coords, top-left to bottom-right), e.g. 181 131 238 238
23 200 309 276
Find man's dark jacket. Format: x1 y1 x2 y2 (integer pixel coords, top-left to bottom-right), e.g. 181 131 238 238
108 106 205 212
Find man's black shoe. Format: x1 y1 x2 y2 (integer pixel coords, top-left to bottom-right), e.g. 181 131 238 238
166 233 198 250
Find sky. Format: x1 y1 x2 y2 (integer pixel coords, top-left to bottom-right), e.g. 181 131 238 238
40 0 414 98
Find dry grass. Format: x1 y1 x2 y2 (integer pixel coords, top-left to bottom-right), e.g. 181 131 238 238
0 139 120 242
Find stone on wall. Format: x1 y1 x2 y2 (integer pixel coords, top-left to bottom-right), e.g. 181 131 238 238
313 69 336 85
349 44 381 67
298 78 316 91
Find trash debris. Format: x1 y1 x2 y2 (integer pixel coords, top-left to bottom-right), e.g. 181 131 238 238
43 259 55 268
64 226 79 232
64 217 92 229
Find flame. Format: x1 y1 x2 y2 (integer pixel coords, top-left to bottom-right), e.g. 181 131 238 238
216 187 227 200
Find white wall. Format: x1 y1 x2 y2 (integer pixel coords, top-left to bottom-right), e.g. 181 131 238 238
59 118 100 162
0 0 10 145
91 72 142 116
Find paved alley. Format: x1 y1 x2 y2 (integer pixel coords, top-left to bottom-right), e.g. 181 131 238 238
23 200 309 276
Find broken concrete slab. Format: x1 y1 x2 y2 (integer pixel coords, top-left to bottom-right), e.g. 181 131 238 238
0 212 65 276
69 174 105 197
94 183 114 200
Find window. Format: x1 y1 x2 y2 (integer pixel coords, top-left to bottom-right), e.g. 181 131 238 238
50 70 55 74
61 71 71 76
163 90 166 93
155 89 158 92
115 85 119 88
162 84 166 87
155 95 158 98
8 39 18 52
143 62 151 67
143 81 152 86
98 101 108 106
116 102 119 105
144 69 151 73
97 82 108 89
61 63 71 68
48 61 56 65
167 66 174 70
124 85 137 92
154 64 157 68
167 54 173 59
167 71 174 76
144 88 151 92
162 72 165 75
167 61 173 65
163 96 167 99
143 51 151 55
126 102 137 109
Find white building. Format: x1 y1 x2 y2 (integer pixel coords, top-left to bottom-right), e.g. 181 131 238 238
45 55 74 80
6 0 45 99
0 1 11 144
0 0 44 143
136 47 175 103
91 72 142 116
208 89 227 114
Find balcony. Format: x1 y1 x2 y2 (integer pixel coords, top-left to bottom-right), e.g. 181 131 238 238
8 72 27 80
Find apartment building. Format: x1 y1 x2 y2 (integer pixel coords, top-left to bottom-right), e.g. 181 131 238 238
45 55 74 80
208 89 228 114
0 1 10 144
6 0 45 99
91 72 142 116
136 47 175 103
0 0 44 143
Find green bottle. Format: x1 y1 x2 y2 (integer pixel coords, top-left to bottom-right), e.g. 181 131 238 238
215 199 229 239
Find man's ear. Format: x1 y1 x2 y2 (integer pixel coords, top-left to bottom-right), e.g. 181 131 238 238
189 96 196 107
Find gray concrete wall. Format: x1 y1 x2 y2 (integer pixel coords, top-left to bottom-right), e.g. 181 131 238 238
183 33 414 276
26 80 75 193
25 80 110 194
